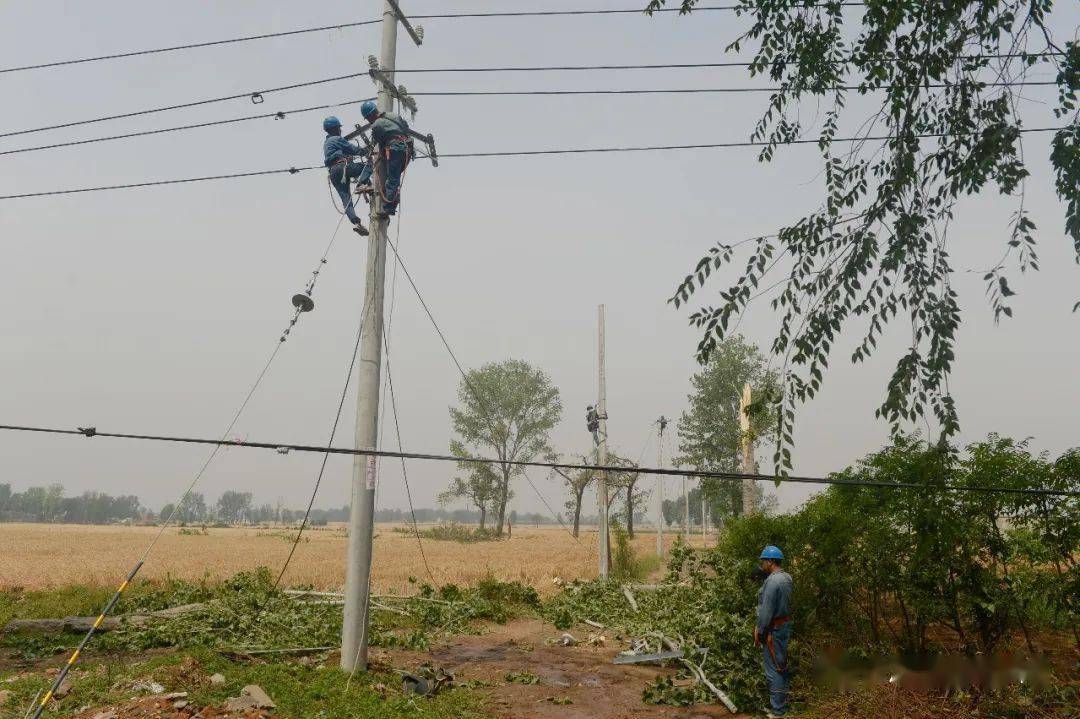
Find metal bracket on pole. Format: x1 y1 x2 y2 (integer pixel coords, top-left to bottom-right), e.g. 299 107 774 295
368 59 418 117
386 0 424 46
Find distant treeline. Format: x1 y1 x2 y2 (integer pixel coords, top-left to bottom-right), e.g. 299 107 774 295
0 484 555 527
0 483 143 524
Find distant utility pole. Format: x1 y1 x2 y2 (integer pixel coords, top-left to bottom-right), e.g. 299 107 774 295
655 415 668 557
701 482 707 545
739 383 755 516
341 0 420 674
597 305 610 578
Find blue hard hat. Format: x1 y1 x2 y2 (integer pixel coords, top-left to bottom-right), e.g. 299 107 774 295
323 116 342 132
361 100 378 119
759 545 784 561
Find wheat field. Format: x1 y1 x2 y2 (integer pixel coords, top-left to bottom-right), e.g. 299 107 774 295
0 523 710 594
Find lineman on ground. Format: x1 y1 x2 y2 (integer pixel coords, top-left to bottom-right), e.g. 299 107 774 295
361 100 411 218
755 545 793 717
322 116 371 236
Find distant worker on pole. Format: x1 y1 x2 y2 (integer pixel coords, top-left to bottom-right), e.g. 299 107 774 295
322 116 372 236
361 100 412 218
755 545 793 717
586 405 601 446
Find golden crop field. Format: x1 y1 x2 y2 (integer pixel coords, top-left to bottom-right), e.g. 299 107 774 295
0 523 710 594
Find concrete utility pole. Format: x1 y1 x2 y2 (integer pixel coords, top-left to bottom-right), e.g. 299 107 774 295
341 0 399 674
596 305 610 579
655 415 668 557
739 382 755 516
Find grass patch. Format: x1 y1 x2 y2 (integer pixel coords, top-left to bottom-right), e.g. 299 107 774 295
0 649 490 719
393 523 503 543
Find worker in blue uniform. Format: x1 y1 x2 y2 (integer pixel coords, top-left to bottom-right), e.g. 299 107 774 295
755 545 793 717
322 116 372 235
360 100 411 218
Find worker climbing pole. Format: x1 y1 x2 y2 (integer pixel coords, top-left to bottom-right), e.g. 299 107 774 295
322 115 373 236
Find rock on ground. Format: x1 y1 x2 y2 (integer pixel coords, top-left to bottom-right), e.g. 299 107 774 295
224 685 275 711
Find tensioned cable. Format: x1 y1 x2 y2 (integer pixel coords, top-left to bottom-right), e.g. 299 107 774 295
19 216 349 719
1 423 1075 497
0 126 1065 201
381 236 585 541
0 73 369 140
2 56 1061 140
0 81 1057 158
0 5 867 75
273 272 373 590
378 206 437 584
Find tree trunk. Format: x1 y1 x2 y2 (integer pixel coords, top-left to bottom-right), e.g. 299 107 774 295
478 505 487 531
625 480 635 538
495 466 511 536
572 486 585 538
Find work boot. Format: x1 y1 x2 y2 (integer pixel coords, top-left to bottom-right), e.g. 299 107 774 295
352 219 369 236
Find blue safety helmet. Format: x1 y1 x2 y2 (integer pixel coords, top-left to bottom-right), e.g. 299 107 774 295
361 100 379 119
323 116 342 132
759 545 784 561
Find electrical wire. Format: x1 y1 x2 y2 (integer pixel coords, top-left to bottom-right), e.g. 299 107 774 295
0 5 866 76
273 275 372 590
0 125 1065 201
1 422 1075 497
0 82 1057 159
0 72 369 140
380 236 585 541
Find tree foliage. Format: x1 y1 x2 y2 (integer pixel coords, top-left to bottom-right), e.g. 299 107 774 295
449 359 562 535
675 336 779 513
650 0 1080 473
724 433 1079 654
438 462 501 531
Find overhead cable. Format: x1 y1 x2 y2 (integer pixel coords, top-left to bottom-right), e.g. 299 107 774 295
0 73 369 140
0 81 1057 159
0 5 865 75
1 423 1074 497
0 126 1064 201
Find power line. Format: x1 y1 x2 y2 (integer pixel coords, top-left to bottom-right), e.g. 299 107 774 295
1 81 1057 159
0 5 860 76
1 423 1074 497
0 126 1065 201
0 99 370 157
2 59 1061 141
384 54 1064 75
0 73 369 140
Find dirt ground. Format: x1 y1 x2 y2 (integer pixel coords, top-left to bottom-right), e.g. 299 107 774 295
380 619 750 719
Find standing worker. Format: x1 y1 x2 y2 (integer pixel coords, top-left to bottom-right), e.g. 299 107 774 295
360 100 411 218
755 545 793 717
322 116 371 236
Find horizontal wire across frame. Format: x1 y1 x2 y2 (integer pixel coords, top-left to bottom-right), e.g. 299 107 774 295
1 423 1075 497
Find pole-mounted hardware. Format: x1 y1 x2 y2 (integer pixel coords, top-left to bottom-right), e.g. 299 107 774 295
386 0 424 46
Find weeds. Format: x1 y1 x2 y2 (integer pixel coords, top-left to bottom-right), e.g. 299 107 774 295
393 524 503 544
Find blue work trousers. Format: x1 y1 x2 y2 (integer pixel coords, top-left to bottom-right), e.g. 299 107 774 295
329 161 371 223
380 141 409 214
762 622 791 715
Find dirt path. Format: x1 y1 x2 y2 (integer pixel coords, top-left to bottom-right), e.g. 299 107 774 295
380 619 751 719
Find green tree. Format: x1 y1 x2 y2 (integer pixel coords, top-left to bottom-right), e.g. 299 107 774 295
215 490 252 525
675 336 778 517
449 360 562 536
654 0 1080 472
177 492 208 524
549 455 594 538
439 462 501 530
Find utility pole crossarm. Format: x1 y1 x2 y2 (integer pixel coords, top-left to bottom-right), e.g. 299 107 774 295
385 0 424 46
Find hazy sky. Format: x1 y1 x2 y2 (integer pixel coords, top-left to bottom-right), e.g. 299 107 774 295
1 1 1077 521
